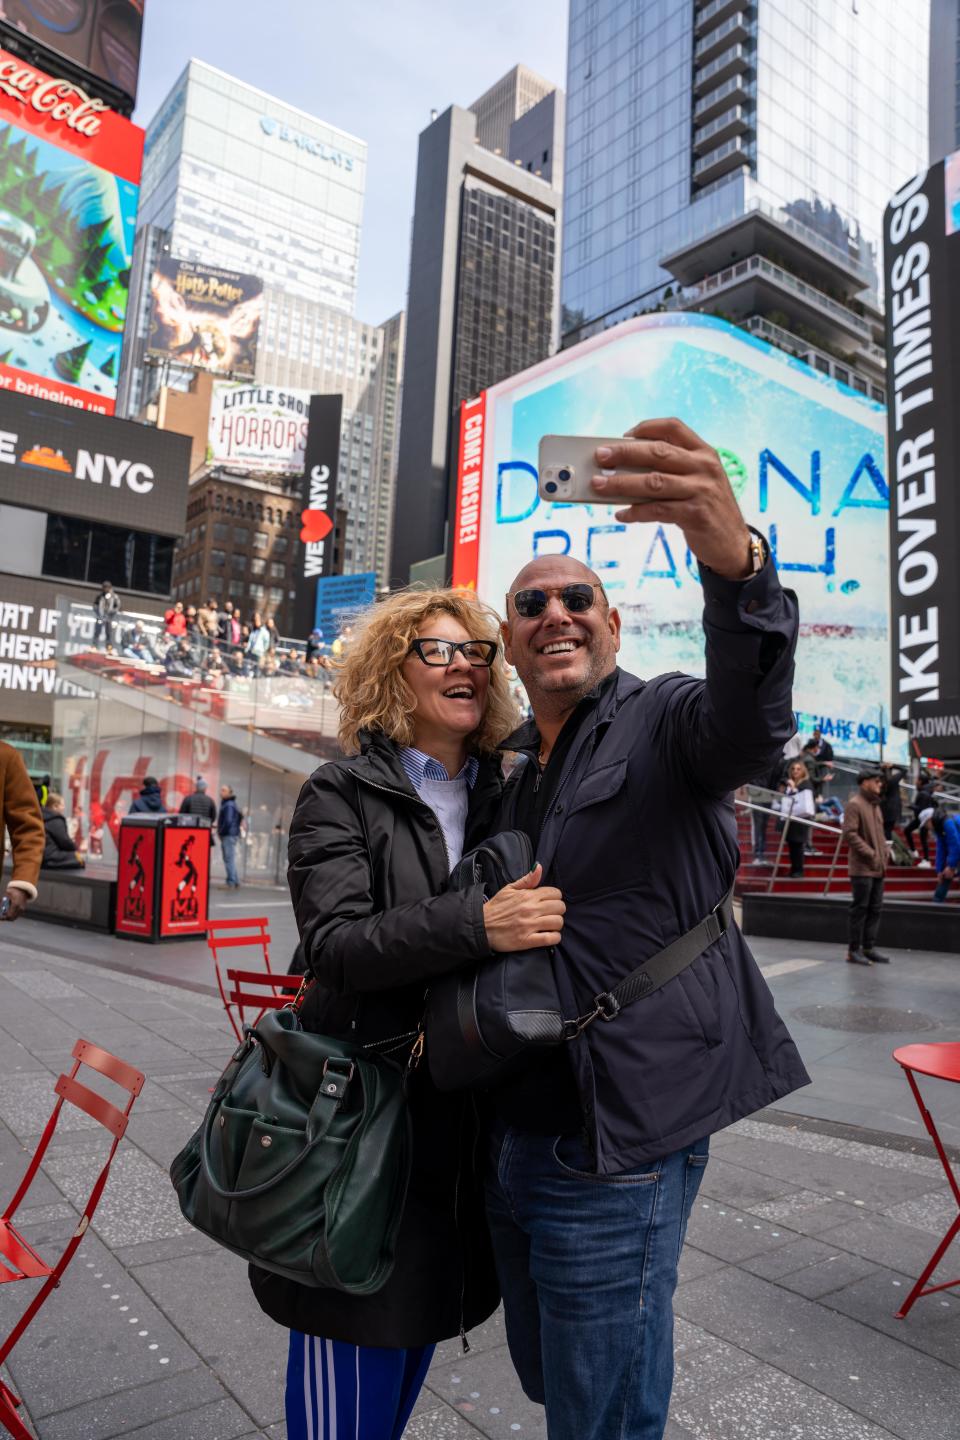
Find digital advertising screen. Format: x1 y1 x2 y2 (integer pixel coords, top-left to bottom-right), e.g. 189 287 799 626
148 258 262 377
453 313 895 761
0 43 142 413
0 0 145 112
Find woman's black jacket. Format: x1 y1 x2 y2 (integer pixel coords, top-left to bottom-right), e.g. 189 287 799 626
41 809 82 869
248 731 503 1348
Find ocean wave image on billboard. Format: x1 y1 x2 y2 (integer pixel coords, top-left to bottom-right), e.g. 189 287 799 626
0 119 137 409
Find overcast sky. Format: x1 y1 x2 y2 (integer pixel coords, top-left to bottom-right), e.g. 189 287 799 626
134 0 568 325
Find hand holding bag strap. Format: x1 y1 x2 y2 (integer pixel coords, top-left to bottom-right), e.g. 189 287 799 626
198 1058 356 1202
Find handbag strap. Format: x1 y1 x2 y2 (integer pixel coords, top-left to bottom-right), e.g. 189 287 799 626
563 889 734 1039
198 1055 356 1202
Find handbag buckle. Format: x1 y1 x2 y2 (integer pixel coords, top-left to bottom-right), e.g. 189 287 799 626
320 1057 355 1101
594 992 621 1021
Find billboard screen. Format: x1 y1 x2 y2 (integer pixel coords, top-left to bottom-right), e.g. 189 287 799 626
148 258 262 377
0 386 191 533
0 43 142 413
0 0 145 112
453 314 893 760
292 393 342 637
208 381 312 475
883 158 960 729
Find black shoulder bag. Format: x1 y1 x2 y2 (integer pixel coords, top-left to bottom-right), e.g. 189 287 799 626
424 829 732 1092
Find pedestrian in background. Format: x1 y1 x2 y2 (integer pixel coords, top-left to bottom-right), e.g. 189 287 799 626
0 740 43 921
904 770 937 867
841 771 891 966
164 601 187 640
40 793 84 871
880 762 906 843
776 759 815 876
218 785 244 888
92 581 121 650
128 777 165 815
932 810 960 903
180 776 217 824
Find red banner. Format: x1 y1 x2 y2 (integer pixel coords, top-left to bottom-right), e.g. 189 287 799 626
159 823 210 938
0 46 144 182
452 392 486 589
0 361 114 414
115 823 154 935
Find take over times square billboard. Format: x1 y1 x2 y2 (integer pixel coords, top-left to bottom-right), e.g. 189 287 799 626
453 314 893 762
0 44 142 413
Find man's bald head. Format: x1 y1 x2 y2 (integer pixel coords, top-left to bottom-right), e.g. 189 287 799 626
508 554 607 610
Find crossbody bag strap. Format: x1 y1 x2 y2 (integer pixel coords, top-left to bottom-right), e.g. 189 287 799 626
563 889 734 1040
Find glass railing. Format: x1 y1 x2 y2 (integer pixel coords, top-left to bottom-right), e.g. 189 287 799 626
696 0 753 31
694 12 749 61
693 137 747 178
694 43 750 91
693 105 746 150
693 75 747 121
667 254 872 338
744 316 884 398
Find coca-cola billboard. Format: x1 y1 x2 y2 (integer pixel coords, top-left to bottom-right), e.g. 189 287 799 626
0 43 143 413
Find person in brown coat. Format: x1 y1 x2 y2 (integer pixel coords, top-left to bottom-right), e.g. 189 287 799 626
0 740 43 920
841 770 891 966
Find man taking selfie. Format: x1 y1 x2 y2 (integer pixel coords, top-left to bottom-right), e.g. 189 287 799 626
486 417 810 1440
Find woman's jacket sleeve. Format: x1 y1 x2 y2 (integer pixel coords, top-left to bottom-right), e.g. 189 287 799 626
287 771 492 995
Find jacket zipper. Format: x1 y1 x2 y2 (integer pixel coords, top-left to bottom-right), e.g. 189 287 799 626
354 773 453 874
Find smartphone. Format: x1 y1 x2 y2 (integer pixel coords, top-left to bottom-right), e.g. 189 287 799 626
0 896 10 920
538 434 651 506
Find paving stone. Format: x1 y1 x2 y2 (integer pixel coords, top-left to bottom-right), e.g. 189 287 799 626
776 1251 880 1299
402 1407 488 1439
815 1213 952 1279
115 1230 220 1269
677 1244 728 1285
882 1188 958 1238
698 1155 802 1208
672 1318 761 1401
1 971 86 1001
741 1236 845 1281
672 1363 901 1440
674 1266 960 1439
0 1072 99 1138
731 1118 945 1180
132 1250 287 1429
747 1189 869 1235
434 1306 506 1364
424 1342 547 1440
99 1396 256 1440
824 1268 960 1368
684 1200 797 1263
712 1136 940 1210
43 1144 194 1247
38 1366 229 1440
124 1106 202 1169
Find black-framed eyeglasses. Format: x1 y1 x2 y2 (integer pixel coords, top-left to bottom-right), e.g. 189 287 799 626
407 638 498 667
508 582 605 619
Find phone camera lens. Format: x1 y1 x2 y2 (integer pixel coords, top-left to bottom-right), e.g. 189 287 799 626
558 468 572 482
544 480 558 494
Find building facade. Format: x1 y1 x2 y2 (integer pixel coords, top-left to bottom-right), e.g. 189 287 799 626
118 60 367 417
930 0 960 164
561 0 929 402
391 89 562 584
470 64 557 158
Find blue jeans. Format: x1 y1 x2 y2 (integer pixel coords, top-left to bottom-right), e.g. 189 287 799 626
220 833 240 886
485 1125 709 1440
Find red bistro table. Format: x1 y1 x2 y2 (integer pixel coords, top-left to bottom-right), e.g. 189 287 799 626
891 1043 960 1319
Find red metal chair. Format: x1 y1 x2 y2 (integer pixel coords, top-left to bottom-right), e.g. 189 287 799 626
205 916 300 1042
0 1040 145 1440
892 1042 960 1319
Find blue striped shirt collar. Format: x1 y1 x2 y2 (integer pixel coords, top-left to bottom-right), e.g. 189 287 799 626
399 746 479 791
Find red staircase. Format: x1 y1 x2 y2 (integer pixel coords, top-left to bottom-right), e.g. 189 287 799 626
735 808 957 903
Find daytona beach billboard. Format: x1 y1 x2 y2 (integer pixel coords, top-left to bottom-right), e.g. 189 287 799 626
453 313 896 761
0 44 143 413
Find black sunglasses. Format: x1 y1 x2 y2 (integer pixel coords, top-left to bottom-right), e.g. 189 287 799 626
508 582 604 619
407 637 498 667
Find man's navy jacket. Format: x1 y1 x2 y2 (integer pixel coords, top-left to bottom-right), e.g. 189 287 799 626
500 557 810 1172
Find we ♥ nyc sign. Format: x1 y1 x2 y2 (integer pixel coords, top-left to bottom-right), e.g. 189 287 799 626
300 509 333 543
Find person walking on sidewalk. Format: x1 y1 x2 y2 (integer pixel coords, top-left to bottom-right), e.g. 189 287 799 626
487 418 809 1440
179 776 217 824
252 588 563 1440
841 771 891 966
0 739 43 921
217 785 243 888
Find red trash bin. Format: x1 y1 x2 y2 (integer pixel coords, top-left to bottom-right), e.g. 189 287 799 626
116 814 212 942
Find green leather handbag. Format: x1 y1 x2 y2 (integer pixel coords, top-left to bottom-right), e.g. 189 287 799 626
170 1002 412 1294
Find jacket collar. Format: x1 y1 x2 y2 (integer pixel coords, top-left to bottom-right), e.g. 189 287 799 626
354 729 500 810
499 666 644 757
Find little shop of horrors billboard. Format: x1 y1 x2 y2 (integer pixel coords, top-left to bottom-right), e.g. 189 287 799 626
452 313 900 761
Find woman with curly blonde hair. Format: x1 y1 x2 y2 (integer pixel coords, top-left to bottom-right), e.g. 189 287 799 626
250 587 566 1440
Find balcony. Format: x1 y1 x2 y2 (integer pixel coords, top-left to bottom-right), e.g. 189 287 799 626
693 104 749 153
694 43 751 95
693 136 750 186
744 316 886 401
695 0 753 33
693 73 749 125
664 253 873 349
694 12 751 65
660 195 876 298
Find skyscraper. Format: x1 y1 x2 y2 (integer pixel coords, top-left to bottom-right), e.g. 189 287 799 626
470 64 557 158
929 0 960 163
391 79 563 584
562 1 928 401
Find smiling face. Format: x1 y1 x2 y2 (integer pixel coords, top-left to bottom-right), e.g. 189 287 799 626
401 612 491 754
501 555 620 709
788 761 807 785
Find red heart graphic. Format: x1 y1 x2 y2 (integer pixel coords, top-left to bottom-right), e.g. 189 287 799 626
300 509 333 543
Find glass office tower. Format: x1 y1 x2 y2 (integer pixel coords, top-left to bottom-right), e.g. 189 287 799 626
562 0 928 399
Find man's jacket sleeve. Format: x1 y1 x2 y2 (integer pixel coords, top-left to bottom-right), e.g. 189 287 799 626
650 558 799 795
288 771 491 994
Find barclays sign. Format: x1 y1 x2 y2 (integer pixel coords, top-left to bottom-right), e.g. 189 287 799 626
258 115 355 171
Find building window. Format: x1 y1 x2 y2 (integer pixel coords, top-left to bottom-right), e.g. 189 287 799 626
233 526 249 545
41 516 175 595
253 531 269 551
251 557 266 575
230 554 246 575
213 522 229 542
270 561 285 579
210 549 225 567
274 536 289 555
208 574 224 595
268 587 284 606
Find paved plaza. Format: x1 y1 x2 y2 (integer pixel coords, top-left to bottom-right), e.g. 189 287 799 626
0 914 958 1439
